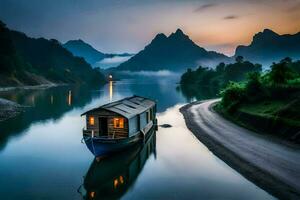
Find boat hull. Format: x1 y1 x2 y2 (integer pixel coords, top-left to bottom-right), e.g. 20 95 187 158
83 132 143 157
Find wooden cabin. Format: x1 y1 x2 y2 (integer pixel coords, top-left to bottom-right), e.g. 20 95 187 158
81 96 156 139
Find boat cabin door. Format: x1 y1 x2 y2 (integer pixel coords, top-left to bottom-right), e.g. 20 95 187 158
99 117 108 136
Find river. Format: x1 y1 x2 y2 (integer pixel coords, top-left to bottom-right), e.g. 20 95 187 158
0 74 274 199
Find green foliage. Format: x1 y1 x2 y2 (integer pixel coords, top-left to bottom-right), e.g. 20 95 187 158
220 59 300 112
245 72 266 101
220 82 245 112
269 60 294 84
180 59 262 100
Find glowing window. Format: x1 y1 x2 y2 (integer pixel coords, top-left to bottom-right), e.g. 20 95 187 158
114 118 124 128
89 116 95 125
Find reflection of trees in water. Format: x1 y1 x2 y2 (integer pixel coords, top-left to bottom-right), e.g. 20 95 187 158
0 85 102 151
81 130 156 200
178 84 219 102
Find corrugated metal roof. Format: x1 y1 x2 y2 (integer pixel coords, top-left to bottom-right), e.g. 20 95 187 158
81 95 156 119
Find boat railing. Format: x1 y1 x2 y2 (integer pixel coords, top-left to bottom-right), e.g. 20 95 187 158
83 129 126 140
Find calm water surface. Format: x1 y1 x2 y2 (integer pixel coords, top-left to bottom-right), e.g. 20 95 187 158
0 75 274 199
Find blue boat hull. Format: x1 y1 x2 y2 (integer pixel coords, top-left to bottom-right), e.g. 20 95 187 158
83 133 143 157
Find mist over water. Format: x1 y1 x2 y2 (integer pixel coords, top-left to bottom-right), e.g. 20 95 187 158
93 56 132 69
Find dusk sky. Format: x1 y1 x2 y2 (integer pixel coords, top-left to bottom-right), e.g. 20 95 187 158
0 0 300 55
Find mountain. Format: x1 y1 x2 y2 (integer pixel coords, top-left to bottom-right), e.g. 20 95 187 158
63 40 134 66
115 29 230 71
235 29 300 66
0 21 106 87
63 39 106 65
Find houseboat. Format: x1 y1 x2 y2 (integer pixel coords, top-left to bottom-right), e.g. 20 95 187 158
81 95 157 157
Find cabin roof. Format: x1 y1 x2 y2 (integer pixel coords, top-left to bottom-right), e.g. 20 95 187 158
81 95 156 119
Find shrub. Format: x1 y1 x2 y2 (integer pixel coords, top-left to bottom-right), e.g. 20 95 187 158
220 82 246 112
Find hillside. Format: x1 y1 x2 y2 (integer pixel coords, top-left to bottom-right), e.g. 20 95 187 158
235 29 300 66
63 39 106 65
116 29 231 71
0 21 106 87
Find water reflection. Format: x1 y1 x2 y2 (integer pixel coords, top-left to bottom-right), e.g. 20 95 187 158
68 90 72 106
0 85 101 151
80 130 156 200
109 81 113 102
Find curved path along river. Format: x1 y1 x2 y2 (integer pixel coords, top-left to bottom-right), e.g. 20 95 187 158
180 99 300 200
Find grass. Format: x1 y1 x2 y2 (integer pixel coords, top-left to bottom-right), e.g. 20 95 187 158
215 99 300 143
239 99 300 127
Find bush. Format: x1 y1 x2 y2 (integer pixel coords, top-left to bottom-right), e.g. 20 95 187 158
245 72 267 102
220 82 246 112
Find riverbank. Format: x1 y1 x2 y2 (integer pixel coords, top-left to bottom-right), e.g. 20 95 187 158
0 83 63 92
0 83 65 121
180 99 300 200
0 98 24 121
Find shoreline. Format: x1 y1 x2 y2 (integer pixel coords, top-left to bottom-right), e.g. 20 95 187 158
0 98 24 122
0 83 67 92
0 83 66 121
180 100 300 200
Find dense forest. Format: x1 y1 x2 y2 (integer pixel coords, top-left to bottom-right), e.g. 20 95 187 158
180 57 300 141
0 20 106 87
179 56 262 99
219 58 300 142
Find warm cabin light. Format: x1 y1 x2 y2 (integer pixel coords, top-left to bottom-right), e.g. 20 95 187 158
114 118 124 128
119 176 124 184
89 116 95 125
114 179 119 188
109 74 113 79
90 191 95 198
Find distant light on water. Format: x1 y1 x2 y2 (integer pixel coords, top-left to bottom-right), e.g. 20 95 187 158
68 90 72 106
109 81 113 102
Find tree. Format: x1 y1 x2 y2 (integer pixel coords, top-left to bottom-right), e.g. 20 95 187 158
269 61 293 84
235 55 244 63
216 62 225 73
280 57 292 63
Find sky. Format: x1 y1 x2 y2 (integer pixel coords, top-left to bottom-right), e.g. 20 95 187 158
0 0 300 56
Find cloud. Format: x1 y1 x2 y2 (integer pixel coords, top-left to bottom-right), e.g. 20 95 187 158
287 2 300 12
223 15 239 20
194 3 217 12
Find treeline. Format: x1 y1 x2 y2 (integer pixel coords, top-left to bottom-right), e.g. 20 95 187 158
180 56 262 99
218 58 300 142
0 20 106 87
220 57 300 111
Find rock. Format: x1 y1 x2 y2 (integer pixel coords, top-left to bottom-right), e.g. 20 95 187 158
159 124 172 128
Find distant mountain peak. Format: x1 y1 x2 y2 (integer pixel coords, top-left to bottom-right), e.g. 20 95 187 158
115 28 230 71
153 33 167 40
253 28 279 41
63 39 106 64
262 29 277 35
235 28 300 66
175 28 184 35
169 28 189 39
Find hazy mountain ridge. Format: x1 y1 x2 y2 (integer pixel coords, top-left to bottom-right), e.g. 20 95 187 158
115 29 231 71
235 29 300 65
63 39 134 66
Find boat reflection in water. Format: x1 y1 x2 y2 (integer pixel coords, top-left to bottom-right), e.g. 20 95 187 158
79 129 156 200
